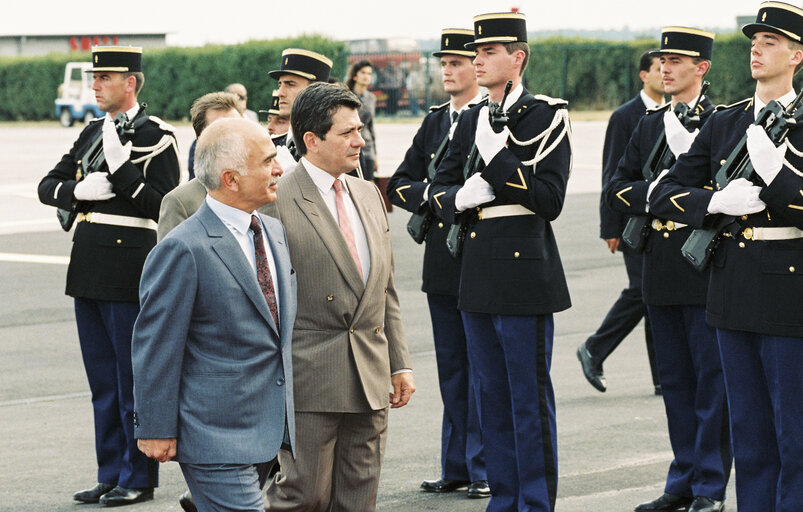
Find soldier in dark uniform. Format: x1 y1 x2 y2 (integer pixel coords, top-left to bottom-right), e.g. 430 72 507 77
578 50 664 394
604 28 731 512
268 48 332 172
37 46 180 507
261 89 290 140
650 3 803 510
386 28 488 499
428 12 572 511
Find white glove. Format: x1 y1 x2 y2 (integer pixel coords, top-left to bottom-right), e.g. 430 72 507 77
455 173 495 212
475 106 510 164
275 144 297 175
663 111 698 157
707 177 766 215
73 172 116 201
646 169 670 212
102 116 132 173
746 124 785 185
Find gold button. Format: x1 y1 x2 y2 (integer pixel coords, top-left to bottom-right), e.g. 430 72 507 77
430 153 435 159
791 266 796 273
741 215 748 221
470 232 476 239
666 220 675 230
326 294 334 302
739 242 746 248
438 222 444 228
720 159 727 166
663 232 670 239
374 327 380 334
116 239 122 244
350 327 355 334
514 251 520 258
743 227 753 240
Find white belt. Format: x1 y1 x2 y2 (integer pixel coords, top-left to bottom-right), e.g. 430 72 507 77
478 205 536 220
77 212 158 231
740 226 803 241
651 219 688 231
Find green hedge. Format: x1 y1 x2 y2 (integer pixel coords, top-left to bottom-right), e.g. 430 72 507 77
0 35 348 121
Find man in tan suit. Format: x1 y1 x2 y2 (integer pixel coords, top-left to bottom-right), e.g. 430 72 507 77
264 82 415 511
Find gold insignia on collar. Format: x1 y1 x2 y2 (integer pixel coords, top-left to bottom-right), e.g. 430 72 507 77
762 11 768 22
445 37 449 47
616 186 632 206
670 192 690 212
505 168 528 190
394 184 411 203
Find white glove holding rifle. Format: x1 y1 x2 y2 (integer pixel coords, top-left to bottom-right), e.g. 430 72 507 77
73 172 116 201
663 111 699 158
455 173 495 212
746 124 786 185
475 106 510 164
707 177 766 216
102 116 132 173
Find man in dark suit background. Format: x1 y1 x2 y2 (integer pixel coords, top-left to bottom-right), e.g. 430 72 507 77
132 118 295 512
577 50 664 394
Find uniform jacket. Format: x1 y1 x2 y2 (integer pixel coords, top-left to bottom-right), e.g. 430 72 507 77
651 97 803 337
603 99 713 306
428 88 572 316
274 163 411 412
132 202 296 463
38 110 180 302
601 94 649 240
386 102 461 296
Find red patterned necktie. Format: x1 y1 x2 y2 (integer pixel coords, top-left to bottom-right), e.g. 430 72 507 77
332 180 363 278
250 215 279 329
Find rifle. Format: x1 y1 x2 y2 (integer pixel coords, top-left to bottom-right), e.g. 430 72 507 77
622 81 712 252
406 126 451 244
681 89 803 271
446 80 513 258
56 106 149 231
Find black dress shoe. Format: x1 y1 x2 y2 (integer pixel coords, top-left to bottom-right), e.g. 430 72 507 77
98 486 154 507
466 480 490 499
420 478 470 493
179 490 197 512
634 492 693 511
688 496 724 512
577 342 606 392
73 482 116 503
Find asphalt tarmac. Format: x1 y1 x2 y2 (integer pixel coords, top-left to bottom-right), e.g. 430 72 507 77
0 120 736 511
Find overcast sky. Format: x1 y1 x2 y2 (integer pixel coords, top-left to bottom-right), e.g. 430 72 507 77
3 0 767 45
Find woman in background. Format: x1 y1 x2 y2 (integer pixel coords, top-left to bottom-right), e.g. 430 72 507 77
346 60 377 182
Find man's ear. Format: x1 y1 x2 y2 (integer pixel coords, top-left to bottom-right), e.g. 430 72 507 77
302 131 318 155
220 169 239 191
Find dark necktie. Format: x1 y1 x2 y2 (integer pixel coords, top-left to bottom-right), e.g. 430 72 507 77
451 110 458 124
250 215 279 329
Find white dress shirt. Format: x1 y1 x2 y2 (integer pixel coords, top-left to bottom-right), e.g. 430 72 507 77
640 89 661 110
754 89 797 121
301 158 371 284
205 195 280 313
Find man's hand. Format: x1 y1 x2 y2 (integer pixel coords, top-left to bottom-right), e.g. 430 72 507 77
663 111 698 157
73 172 116 201
746 124 785 185
455 173 495 212
102 116 132 173
137 438 176 463
707 177 766 216
605 238 620 253
389 372 415 409
475 106 510 164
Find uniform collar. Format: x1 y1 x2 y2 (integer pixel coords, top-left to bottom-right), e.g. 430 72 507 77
105 103 139 122
754 89 797 120
639 89 660 110
450 92 484 118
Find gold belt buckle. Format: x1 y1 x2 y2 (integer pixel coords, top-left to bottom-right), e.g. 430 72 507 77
742 227 753 240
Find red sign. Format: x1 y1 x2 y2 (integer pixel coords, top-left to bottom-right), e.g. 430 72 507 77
69 36 120 51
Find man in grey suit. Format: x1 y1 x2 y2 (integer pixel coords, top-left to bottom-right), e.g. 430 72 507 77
263 82 415 511
132 118 294 512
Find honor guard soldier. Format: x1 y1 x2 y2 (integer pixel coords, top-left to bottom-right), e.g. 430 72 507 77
386 28 488 499
604 28 732 512
269 48 333 172
577 50 663 395
261 89 290 139
37 46 180 506
650 3 803 510
428 12 572 511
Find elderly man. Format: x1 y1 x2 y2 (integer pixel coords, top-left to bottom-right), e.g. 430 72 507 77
132 118 294 512
264 82 414 512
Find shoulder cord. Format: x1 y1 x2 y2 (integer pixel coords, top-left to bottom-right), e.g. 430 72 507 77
507 108 572 168
131 134 179 178
780 139 803 177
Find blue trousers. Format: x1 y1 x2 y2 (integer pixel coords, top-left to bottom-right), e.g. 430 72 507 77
647 305 730 500
461 312 557 512
181 461 273 512
74 298 157 488
427 294 485 482
717 328 803 512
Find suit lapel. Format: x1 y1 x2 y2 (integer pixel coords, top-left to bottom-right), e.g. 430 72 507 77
262 215 292 344
347 177 384 321
198 203 279 335
293 166 365 297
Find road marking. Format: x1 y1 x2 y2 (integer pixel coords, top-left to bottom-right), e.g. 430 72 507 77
0 391 89 407
560 451 673 477
0 252 69 265
0 218 57 229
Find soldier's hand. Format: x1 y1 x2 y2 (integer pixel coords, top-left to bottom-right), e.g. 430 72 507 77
605 238 620 253
137 438 176 463
663 111 698 157
475 106 510 164
455 173 495 212
73 172 116 201
746 124 785 185
102 116 132 173
707 177 766 216
390 371 415 408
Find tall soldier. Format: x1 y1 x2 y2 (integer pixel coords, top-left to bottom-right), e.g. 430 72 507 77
386 29 488 499
577 50 663 394
37 46 180 506
604 28 731 512
428 12 572 511
651 3 803 510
